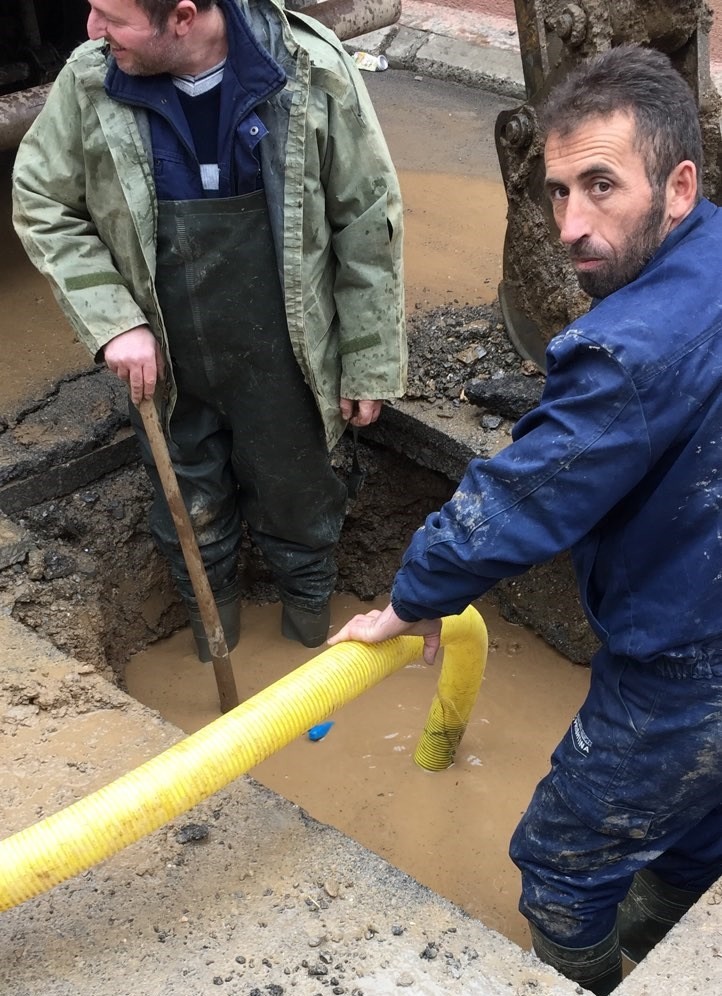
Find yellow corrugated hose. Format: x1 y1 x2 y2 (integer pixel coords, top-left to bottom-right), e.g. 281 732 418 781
0 605 487 911
413 606 488 770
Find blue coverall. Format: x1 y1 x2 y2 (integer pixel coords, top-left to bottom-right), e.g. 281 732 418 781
390 198 722 945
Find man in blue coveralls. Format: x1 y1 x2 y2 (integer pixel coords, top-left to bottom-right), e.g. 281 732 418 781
330 44 722 995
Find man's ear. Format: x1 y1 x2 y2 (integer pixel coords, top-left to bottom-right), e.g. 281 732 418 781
666 160 698 223
171 0 197 37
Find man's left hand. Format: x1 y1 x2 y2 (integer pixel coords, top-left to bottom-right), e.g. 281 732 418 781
328 602 443 665
340 398 382 426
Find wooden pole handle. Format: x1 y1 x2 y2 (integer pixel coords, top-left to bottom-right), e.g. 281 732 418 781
137 398 240 713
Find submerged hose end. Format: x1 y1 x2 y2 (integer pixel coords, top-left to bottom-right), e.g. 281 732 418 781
413 723 466 771
414 700 466 770
413 606 488 771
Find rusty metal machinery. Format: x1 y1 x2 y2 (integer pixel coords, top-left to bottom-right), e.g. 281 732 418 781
496 0 722 366
0 0 400 151
286 0 401 40
0 0 86 151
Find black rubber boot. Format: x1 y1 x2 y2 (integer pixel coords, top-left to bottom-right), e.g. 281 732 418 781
617 870 703 964
187 583 242 663
281 602 331 648
530 923 622 996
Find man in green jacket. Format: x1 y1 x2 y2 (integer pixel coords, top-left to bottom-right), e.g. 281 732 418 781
13 0 406 656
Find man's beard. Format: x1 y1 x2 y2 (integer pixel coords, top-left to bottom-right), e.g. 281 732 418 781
569 191 666 299
111 31 184 77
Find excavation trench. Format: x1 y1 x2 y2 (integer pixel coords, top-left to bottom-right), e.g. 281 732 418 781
0 364 595 949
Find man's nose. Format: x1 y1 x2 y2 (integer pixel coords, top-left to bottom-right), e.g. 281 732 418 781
557 193 592 246
86 9 106 40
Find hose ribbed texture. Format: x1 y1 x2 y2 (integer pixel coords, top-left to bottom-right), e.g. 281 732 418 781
0 606 487 911
414 607 488 770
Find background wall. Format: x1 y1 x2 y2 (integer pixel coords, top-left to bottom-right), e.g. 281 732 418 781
422 0 722 64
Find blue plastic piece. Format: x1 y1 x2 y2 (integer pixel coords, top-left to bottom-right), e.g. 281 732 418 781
307 721 335 742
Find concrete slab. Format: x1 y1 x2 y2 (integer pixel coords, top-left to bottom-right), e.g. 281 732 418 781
349 3 525 98
414 33 524 96
342 24 398 56
383 25 430 67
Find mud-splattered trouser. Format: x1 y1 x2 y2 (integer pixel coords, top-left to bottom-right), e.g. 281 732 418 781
129 189 347 611
509 646 722 947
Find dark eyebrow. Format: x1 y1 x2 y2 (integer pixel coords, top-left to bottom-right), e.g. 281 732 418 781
544 164 618 192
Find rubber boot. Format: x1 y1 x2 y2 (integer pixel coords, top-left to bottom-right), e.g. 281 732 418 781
281 602 331 648
617 870 703 964
187 584 242 663
530 923 622 996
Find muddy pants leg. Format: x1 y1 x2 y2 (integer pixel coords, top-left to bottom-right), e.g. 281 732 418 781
220 344 347 646
129 359 345 650
509 648 722 991
230 414 346 611
130 366 346 651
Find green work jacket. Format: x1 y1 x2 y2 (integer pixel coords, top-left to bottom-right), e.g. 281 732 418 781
12 0 406 448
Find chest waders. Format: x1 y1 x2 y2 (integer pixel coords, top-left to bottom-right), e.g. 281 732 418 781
129 189 347 655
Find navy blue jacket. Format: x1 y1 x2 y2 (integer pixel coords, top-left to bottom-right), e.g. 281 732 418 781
105 0 286 199
392 199 722 664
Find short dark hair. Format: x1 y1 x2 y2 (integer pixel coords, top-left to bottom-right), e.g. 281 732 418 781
539 44 703 194
136 0 217 29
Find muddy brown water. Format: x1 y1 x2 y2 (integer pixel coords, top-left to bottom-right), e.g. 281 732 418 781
0 152 90 415
2 74 589 951
126 597 590 949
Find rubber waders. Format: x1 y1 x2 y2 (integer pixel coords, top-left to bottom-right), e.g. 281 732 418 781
617 869 703 963
530 923 622 996
187 581 242 664
281 602 332 648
